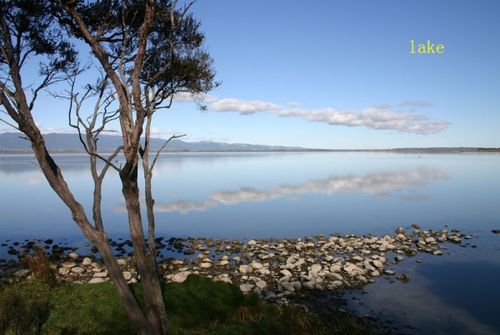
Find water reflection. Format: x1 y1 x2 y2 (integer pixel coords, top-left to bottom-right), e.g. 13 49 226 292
149 168 447 214
346 244 500 335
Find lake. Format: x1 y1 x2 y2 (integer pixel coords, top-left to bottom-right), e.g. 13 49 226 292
1 152 499 334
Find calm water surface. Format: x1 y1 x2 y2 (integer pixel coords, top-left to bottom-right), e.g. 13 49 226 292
1 152 499 334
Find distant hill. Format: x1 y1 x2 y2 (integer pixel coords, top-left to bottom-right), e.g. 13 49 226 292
0 133 498 154
0 133 320 153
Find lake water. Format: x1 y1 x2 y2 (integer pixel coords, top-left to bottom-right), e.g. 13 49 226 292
1 152 499 334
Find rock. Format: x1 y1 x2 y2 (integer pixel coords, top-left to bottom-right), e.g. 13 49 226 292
239 264 253 274
62 262 76 268
88 278 105 284
200 262 213 269
239 283 254 293
432 250 443 256
310 264 322 274
250 262 263 270
280 282 296 292
330 264 342 273
122 271 132 281
384 269 395 275
94 271 108 278
424 237 436 244
117 259 127 266
255 280 267 289
81 257 92 266
58 267 71 276
218 260 229 266
343 263 364 278
15 269 30 278
352 256 364 262
395 227 405 234
71 266 84 274
247 240 257 246
68 252 79 260
171 271 190 283
371 260 384 269
411 224 421 230
491 230 500 234
279 269 292 280
258 267 271 276
215 274 233 284
397 274 410 282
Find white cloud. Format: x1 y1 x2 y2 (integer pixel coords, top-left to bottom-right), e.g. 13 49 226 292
211 98 282 115
206 97 448 134
172 92 218 104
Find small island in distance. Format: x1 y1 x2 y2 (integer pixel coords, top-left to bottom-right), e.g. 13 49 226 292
0 133 498 154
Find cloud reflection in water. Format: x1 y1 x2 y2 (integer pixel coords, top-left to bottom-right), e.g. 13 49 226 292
153 168 447 214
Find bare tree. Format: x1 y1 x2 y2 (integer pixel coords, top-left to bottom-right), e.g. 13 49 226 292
0 1 216 334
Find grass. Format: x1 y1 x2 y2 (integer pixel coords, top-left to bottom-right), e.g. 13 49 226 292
0 275 372 335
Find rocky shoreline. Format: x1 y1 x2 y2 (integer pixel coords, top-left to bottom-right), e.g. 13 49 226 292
0 225 472 304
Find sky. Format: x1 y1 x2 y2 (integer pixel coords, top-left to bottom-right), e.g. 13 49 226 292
4 0 500 149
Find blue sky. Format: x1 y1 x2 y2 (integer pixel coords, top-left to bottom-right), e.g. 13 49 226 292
7 0 500 149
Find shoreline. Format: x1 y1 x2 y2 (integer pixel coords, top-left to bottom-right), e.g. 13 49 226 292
1 225 471 305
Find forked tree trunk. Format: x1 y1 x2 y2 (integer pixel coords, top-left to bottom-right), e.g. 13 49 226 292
120 165 170 335
25 129 157 335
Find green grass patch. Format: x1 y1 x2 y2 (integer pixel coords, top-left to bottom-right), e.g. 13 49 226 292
0 275 368 335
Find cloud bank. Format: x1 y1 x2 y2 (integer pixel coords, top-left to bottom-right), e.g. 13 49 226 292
209 98 448 134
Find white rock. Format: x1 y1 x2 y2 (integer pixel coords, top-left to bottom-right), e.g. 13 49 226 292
122 271 132 281
94 271 108 278
240 283 254 293
279 269 292 280
68 252 79 260
218 260 229 266
330 264 342 273
81 257 92 266
239 264 253 274
62 262 76 268
250 262 263 270
88 278 105 284
255 280 267 289
117 259 128 266
371 260 384 269
310 264 322 274
343 263 364 277
215 275 233 284
71 267 84 274
258 267 271 276
384 269 396 275
171 271 190 283
15 269 30 278
247 240 257 246
58 267 71 276
425 237 436 244
200 262 212 269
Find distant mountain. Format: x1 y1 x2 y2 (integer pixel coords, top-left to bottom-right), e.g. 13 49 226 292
0 133 320 153
1 133 498 154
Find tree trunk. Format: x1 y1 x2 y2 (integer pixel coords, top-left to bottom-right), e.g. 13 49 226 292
120 165 170 335
26 130 156 335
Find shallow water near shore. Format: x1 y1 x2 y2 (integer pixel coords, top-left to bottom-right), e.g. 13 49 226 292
1 152 500 334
